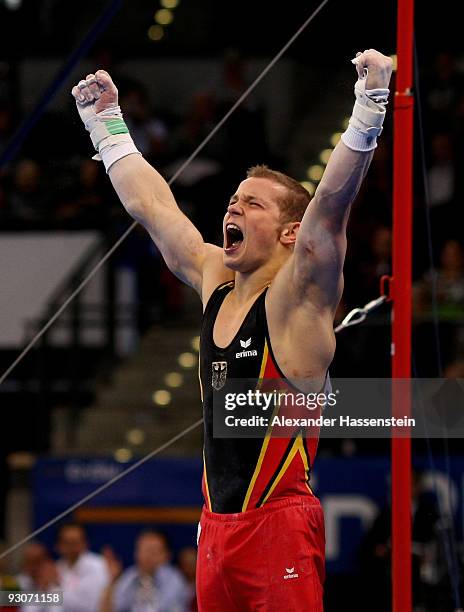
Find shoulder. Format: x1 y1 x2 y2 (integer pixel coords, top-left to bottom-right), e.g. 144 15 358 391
266 251 339 331
115 566 138 588
80 551 108 574
265 275 336 379
201 243 234 307
157 563 186 583
113 567 138 608
157 564 188 593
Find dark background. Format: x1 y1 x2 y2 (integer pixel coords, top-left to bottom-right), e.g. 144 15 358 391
1 1 463 611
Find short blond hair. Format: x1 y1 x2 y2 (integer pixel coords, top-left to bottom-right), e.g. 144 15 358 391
247 164 311 223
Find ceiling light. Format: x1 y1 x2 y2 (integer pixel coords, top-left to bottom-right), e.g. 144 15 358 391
148 25 164 41
155 8 173 25
319 149 333 165
126 429 145 445
114 448 132 462
165 372 183 388
178 352 197 369
300 181 315 196
306 165 324 182
152 390 172 406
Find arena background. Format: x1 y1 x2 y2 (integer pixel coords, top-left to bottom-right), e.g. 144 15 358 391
0 0 463 610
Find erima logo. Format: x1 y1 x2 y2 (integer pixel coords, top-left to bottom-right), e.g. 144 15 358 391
283 566 299 580
236 338 257 359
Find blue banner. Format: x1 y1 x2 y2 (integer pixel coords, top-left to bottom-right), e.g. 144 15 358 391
33 456 464 572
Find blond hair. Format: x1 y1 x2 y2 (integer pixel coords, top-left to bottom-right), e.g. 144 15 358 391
246 164 311 223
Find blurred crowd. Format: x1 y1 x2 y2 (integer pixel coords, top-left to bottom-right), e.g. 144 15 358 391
0 523 197 612
331 50 464 379
357 471 459 612
0 52 268 240
0 51 270 329
0 475 459 612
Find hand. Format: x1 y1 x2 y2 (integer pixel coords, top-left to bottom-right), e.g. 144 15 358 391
352 49 393 90
101 545 123 583
71 70 119 129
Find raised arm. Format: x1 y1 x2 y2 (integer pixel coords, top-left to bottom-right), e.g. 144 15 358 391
71 70 223 296
292 49 393 312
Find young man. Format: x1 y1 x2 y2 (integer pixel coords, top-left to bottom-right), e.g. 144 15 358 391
55 523 109 611
72 48 392 611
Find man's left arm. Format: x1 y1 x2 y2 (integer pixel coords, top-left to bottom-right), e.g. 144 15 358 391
292 49 393 313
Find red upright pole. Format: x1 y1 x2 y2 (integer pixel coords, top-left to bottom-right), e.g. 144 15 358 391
392 0 414 611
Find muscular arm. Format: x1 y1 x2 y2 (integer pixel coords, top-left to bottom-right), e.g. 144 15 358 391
72 70 226 298
293 141 374 310
291 49 393 314
108 154 210 293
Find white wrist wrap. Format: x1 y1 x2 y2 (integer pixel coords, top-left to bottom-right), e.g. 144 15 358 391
342 68 389 152
84 106 140 172
96 141 141 172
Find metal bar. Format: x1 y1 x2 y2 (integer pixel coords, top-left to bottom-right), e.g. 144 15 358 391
392 0 415 610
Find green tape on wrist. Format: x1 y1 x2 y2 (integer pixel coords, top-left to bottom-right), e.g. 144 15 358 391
90 119 129 151
105 118 129 135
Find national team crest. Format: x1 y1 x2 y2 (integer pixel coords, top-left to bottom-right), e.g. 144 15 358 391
212 361 227 390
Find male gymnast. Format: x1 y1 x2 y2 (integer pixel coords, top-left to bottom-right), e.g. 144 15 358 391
72 48 393 610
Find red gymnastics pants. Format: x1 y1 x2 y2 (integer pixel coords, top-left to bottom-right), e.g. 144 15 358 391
196 496 325 611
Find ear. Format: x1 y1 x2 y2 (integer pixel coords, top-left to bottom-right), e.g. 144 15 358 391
279 222 300 247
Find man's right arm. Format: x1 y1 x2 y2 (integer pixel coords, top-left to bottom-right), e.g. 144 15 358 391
108 153 212 294
71 70 227 298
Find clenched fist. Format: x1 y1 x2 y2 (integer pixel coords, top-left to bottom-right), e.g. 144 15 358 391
71 70 138 170
341 48 392 152
71 70 120 131
352 48 393 90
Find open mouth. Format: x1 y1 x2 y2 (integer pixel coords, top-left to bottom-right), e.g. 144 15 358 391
225 223 244 251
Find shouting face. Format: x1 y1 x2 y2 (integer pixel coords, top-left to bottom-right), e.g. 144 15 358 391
223 177 292 272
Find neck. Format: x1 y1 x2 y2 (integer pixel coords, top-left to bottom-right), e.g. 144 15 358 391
65 555 81 567
232 257 284 303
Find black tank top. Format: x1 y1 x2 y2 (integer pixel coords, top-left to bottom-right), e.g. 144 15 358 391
199 281 321 514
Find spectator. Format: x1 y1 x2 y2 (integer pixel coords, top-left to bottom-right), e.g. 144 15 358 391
415 239 464 321
101 530 189 612
171 91 220 161
435 239 464 319
413 239 464 374
53 522 109 612
426 52 463 132
18 556 61 612
428 133 455 209
120 83 169 164
6 159 49 227
426 133 458 243
167 91 226 242
177 548 197 612
214 50 269 178
360 225 391 301
358 471 446 612
16 541 49 591
55 159 109 229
